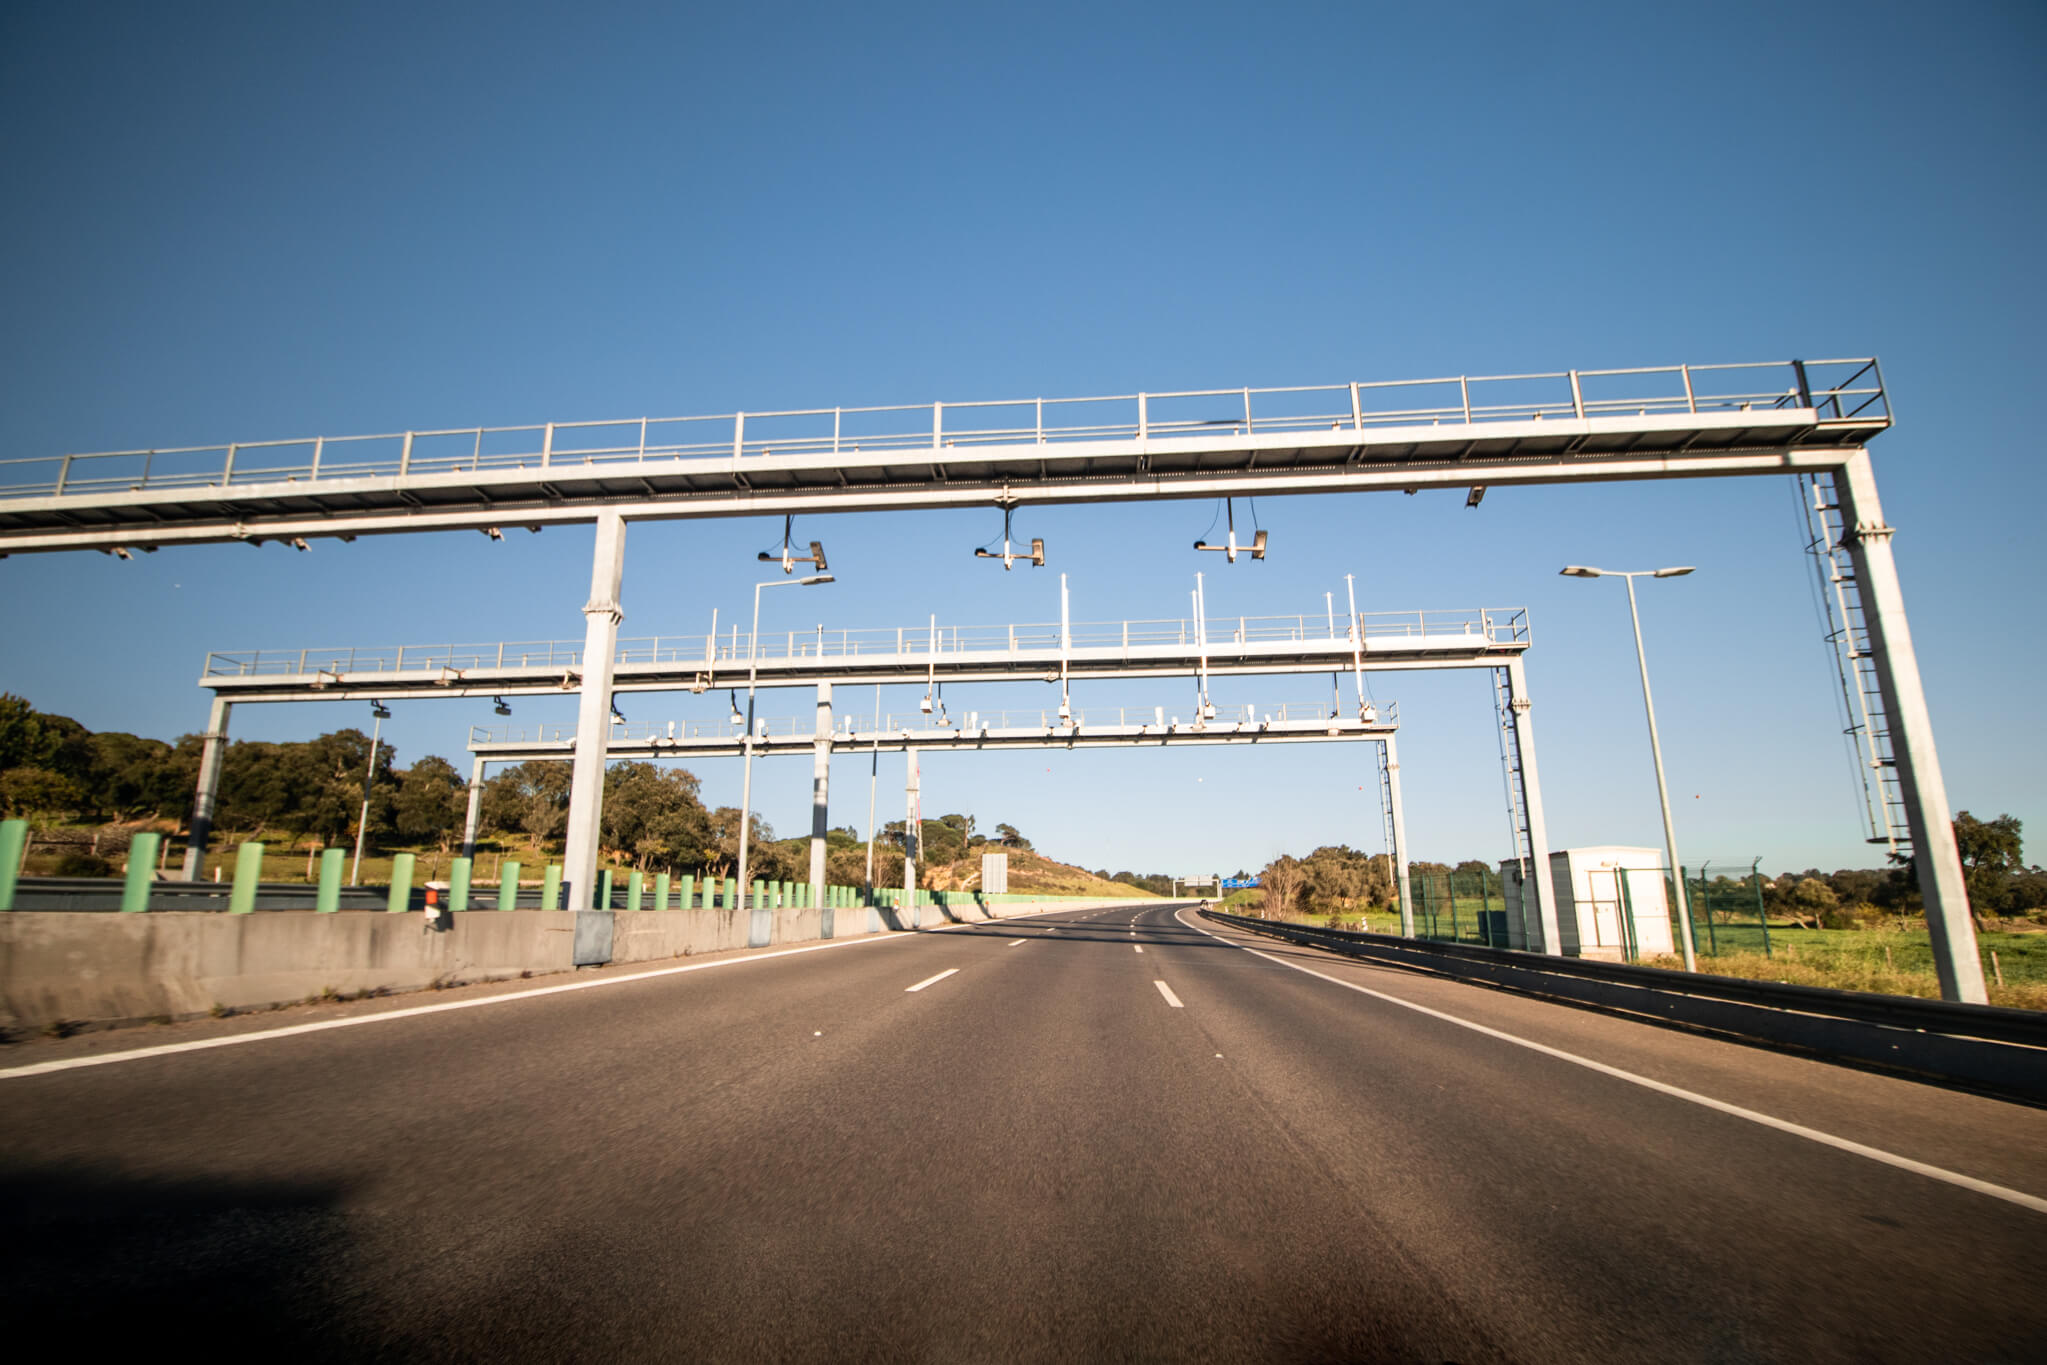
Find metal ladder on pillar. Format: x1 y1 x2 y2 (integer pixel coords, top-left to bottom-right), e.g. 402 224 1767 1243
1797 472 1911 859
1493 667 1535 878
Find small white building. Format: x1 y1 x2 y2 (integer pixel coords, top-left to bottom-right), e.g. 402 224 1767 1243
1498 847 1676 961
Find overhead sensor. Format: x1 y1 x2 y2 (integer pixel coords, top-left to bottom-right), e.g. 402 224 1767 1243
758 515 826 575
973 505 1045 570
1193 498 1266 562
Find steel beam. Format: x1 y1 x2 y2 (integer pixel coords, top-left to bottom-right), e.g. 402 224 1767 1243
1384 734 1414 938
1832 450 1984 1003
562 513 626 918
1506 657 1563 955
180 695 232 879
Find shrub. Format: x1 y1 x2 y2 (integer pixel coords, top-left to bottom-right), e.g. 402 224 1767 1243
53 853 113 877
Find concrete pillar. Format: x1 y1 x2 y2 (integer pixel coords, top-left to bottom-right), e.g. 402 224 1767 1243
811 682 832 908
1834 450 1985 1003
562 512 626 918
180 694 233 879
1383 736 1414 938
461 755 487 858
1506 657 1563 956
904 747 921 927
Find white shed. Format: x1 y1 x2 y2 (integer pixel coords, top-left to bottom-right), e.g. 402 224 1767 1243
1498 847 1675 961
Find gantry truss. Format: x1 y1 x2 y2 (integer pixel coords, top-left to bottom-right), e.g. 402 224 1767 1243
0 359 1885 554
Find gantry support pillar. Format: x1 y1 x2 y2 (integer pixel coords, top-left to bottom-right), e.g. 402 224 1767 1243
563 513 626 960
811 683 832 908
1833 450 1984 1003
904 746 921 928
461 755 487 859
1506 657 1563 955
180 695 233 880
1383 735 1414 938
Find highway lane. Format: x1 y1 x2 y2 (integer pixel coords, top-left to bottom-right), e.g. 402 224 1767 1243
3 900 2044 1362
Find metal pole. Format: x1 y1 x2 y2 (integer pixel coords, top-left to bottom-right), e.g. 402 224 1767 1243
810 682 832 908
1385 734 1413 938
1345 572 1365 710
1622 572 1699 973
1831 449 1985 1003
351 710 382 886
736 581 766 914
864 687 879 891
1506 657 1563 955
562 512 627 921
904 746 920 924
181 694 232 880
461 754 486 859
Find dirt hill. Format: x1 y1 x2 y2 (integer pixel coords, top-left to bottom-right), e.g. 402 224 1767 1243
924 847 1157 899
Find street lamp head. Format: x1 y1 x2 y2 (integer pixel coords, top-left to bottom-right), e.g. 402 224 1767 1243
369 701 392 719
799 573 835 586
1559 566 1604 578
1653 566 1696 578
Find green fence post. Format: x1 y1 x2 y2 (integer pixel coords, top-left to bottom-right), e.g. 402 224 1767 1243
0 818 25 911
721 876 735 909
596 867 613 912
499 859 522 911
656 872 672 912
230 841 265 914
121 832 161 913
449 856 472 913
541 863 562 911
386 852 416 913
627 869 643 912
317 847 345 911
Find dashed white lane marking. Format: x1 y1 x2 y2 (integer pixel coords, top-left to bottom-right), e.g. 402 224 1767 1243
1154 980 1184 1008
1175 908 2047 1218
905 968 960 993
1007 939 1026 947
1134 945 1144 954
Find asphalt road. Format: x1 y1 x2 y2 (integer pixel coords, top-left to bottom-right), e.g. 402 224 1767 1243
4 902 2045 1363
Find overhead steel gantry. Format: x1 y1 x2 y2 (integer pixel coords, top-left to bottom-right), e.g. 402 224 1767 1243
461 700 1425 936
6 357 1978 999
180 603 1547 951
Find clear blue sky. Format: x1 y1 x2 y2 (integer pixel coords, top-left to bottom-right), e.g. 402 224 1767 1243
2 0 2041 878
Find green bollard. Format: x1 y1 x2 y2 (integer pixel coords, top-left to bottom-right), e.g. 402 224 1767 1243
316 847 345 911
121 832 162 913
229 841 265 914
673 874 690 910
0 818 26 910
499 859 522 911
722 876 736 910
449 856 472 913
541 863 562 911
627 869 643 912
386 852 415 913
655 872 671 912
598 867 614 911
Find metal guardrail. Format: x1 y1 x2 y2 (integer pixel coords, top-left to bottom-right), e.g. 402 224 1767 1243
471 700 1398 747
201 608 1527 679
3 360 1887 499
1204 910 2047 1048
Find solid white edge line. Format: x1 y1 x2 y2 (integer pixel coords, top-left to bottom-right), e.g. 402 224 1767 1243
1174 908 2047 1218
1 904 1093 1082
1154 979 1184 1008
905 967 960 993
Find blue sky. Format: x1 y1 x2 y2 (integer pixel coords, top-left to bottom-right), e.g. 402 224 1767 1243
2 0 2041 877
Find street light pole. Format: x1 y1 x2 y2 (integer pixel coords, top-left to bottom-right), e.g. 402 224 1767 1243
735 574 833 911
1562 565 1699 972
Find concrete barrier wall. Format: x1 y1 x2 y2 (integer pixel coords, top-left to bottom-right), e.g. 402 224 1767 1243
0 898 1139 1032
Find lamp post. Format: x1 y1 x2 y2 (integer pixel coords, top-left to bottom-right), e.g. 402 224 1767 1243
350 701 391 886
1560 564 1699 972
735 574 834 910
